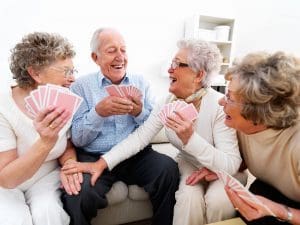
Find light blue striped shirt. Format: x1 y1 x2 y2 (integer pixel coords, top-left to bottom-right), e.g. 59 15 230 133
70 71 154 154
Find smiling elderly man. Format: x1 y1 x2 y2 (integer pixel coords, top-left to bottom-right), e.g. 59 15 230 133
61 27 179 225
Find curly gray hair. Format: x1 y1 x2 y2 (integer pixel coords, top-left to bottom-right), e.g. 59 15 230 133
177 39 222 87
10 32 75 88
226 51 300 129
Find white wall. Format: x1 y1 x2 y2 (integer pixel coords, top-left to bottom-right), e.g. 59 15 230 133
1 0 299 95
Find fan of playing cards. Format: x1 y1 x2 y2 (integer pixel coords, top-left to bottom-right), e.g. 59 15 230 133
216 170 275 216
158 100 198 125
105 84 142 98
24 84 83 118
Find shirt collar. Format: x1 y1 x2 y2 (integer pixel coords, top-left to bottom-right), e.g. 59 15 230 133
97 70 130 87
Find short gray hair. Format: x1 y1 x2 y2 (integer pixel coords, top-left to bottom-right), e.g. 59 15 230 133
226 51 300 129
177 39 222 87
90 28 107 53
90 27 122 54
10 32 75 88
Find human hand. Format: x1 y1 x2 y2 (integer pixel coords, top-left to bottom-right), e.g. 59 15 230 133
186 167 218 185
165 111 194 145
95 96 133 117
225 186 277 221
60 166 83 195
127 95 142 117
62 158 108 186
33 105 71 146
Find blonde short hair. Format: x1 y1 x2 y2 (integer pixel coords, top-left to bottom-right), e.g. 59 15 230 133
10 32 75 88
226 52 300 129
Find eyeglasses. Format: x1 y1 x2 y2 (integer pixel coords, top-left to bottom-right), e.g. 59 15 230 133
224 86 243 107
171 60 189 70
49 66 78 78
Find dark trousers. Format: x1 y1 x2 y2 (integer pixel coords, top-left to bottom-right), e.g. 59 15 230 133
61 145 179 225
240 179 300 225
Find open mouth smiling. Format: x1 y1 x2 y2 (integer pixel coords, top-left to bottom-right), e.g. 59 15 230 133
169 76 177 84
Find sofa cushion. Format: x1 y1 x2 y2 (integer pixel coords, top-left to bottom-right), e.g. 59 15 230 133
128 185 149 201
106 181 128 205
152 143 179 159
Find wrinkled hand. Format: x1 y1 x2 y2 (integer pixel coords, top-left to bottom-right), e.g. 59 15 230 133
95 96 133 117
34 106 71 146
225 186 276 221
127 95 142 117
186 167 218 185
60 168 83 195
165 111 194 145
62 158 107 186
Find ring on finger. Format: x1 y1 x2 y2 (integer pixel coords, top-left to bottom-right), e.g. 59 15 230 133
48 123 55 129
234 207 239 211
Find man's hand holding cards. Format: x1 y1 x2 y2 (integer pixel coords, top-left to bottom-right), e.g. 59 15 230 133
105 84 142 99
99 84 143 117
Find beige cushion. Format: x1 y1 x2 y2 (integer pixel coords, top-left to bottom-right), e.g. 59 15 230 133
152 143 179 159
128 185 149 201
106 181 128 205
207 217 246 225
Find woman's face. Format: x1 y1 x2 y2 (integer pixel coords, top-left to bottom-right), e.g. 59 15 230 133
34 58 75 88
168 48 200 99
218 78 265 134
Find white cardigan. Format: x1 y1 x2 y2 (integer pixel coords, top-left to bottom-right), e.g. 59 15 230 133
103 88 241 175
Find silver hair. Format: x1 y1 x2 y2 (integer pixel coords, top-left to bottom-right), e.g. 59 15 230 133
177 39 222 87
90 28 106 53
90 27 120 53
226 51 300 129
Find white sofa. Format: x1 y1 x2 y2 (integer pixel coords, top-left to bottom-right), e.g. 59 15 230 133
91 129 179 225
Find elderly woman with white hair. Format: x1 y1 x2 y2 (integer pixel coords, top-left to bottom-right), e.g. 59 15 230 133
62 39 243 225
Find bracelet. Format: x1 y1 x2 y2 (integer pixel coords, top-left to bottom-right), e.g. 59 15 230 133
286 206 293 223
62 157 76 165
277 205 293 223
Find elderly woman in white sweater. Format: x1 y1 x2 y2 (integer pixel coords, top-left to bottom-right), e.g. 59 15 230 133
62 39 243 225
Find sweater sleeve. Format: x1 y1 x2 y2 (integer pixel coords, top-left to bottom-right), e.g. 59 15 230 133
102 105 164 170
182 99 242 175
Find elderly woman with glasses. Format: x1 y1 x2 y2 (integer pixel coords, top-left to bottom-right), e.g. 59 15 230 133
217 52 300 225
0 32 81 225
62 39 243 225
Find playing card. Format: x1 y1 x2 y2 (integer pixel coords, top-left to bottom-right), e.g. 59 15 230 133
30 89 42 109
105 85 122 97
37 85 47 108
158 100 198 125
45 88 59 107
54 91 79 115
24 84 82 119
131 86 142 98
216 170 275 216
24 96 39 115
178 103 198 121
105 85 142 99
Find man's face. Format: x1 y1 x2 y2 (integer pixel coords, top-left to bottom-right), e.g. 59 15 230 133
93 30 128 84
